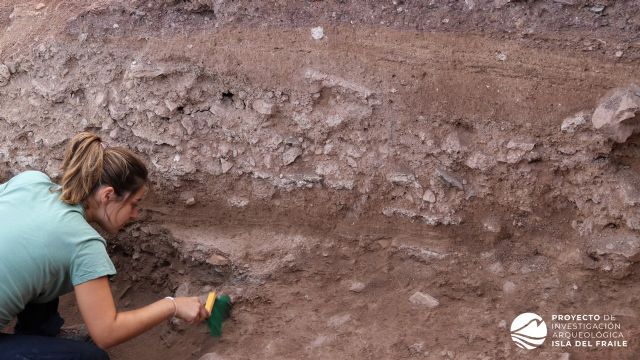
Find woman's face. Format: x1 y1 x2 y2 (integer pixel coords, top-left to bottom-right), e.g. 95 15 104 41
101 186 146 233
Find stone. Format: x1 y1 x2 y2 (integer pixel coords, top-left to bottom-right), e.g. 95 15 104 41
441 132 466 154
311 26 324 40
592 85 640 143
220 159 233 173
615 51 624 58
422 189 436 203
496 52 507 61
465 152 495 171
282 147 302 166
561 111 588 133
174 282 191 297
464 0 476 10
488 262 504 275
35 3 46 10
0 64 10 87
309 335 333 348
228 196 249 208
206 254 230 266
349 281 366 293
327 314 351 328
502 139 536 164
325 114 344 127
506 140 535 152
408 342 425 354
388 172 416 186
408 291 439 308
483 217 501 233
436 168 464 190
502 281 516 294
185 197 196 206
252 99 274 115
199 353 224 360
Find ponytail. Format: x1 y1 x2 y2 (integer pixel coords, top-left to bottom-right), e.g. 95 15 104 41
60 132 148 205
60 132 104 204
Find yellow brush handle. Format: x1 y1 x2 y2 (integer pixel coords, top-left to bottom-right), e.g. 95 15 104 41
205 291 217 314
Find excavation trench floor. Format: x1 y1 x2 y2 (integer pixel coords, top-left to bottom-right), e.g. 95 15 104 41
48 218 640 360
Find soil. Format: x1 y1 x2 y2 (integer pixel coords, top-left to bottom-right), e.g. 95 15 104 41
2 0 640 359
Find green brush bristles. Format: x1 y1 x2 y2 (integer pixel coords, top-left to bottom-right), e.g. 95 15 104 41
207 294 232 337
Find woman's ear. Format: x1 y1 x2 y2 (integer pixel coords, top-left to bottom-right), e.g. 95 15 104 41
96 186 116 204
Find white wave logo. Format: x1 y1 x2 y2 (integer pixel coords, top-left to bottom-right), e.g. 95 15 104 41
510 312 547 350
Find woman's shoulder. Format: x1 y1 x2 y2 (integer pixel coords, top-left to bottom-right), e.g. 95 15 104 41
0 170 52 193
5 170 52 185
16 170 51 182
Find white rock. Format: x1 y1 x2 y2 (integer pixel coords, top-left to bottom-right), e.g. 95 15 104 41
35 3 45 10
615 51 624 58
311 26 324 40
506 140 535 151
206 254 230 266
185 197 196 206
561 111 588 133
228 196 249 208
309 335 332 348
488 262 504 275
327 314 351 328
592 85 640 142
503 281 516 294
422 189 436 203
325 114 344 127
349 281 366 292
174 282 191 297
199 353 224 360
220 159 233 173
408 291 439 308
388 172 416 186
0 64 10 87
465 152 495 171
496 52 507 61
408 342 425 354
282 147 302 166
252 99 274 115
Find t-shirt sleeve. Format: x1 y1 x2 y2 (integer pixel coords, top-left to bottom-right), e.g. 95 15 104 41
70 240 117 286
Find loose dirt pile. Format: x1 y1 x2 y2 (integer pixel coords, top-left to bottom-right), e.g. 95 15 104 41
2 1 640 359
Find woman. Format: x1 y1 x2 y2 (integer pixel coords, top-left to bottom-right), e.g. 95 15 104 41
0 132 209 359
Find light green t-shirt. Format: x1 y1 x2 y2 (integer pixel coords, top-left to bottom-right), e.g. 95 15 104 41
0 170 116 328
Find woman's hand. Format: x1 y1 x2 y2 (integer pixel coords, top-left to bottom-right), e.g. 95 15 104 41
174 296 209 324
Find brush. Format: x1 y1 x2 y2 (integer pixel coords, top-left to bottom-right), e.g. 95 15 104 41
204 291 232 337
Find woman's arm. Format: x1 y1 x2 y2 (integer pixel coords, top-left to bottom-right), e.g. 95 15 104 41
74 276 208 349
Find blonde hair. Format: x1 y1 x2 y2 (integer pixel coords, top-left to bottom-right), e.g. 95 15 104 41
59 132 148 205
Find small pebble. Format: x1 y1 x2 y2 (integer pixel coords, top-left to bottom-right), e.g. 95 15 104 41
311 26 324 40
349 281 366 293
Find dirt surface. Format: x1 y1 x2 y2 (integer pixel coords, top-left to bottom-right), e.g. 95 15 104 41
2 0 640 359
